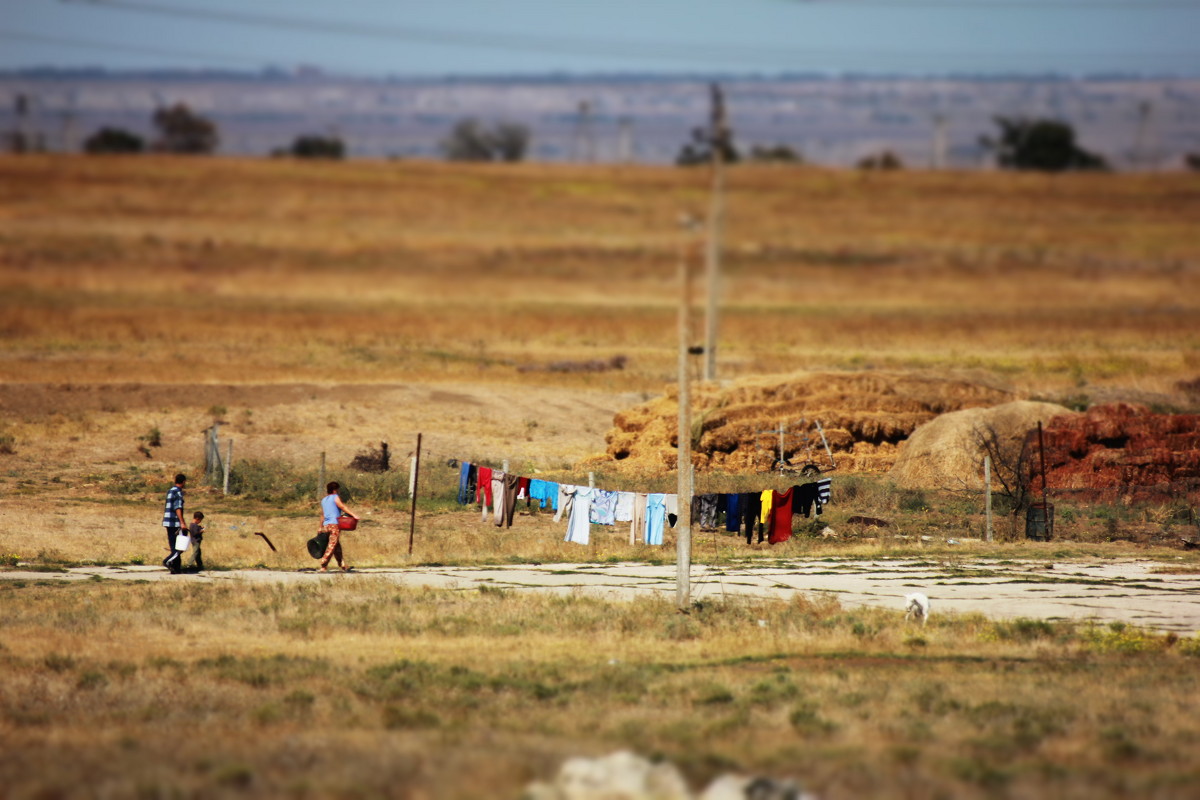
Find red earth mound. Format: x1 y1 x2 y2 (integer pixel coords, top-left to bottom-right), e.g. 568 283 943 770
1026 403 1200 504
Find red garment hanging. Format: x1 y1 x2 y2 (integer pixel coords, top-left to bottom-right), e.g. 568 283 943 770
768 487 795 544
476 465 494 506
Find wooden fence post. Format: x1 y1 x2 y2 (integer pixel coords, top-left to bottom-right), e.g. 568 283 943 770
318 451 326 500
984 455 993 543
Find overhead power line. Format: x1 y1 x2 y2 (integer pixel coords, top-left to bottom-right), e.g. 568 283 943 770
0 28 275 67
794 0 1200 6
62 0 1199 70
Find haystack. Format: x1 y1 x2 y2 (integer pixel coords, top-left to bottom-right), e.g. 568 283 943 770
888 401 1073 489
604 370 1015 475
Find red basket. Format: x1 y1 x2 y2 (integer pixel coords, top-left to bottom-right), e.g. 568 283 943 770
337 515 358 531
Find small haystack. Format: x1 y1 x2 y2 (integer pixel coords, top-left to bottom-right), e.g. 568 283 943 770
889 400 1073 490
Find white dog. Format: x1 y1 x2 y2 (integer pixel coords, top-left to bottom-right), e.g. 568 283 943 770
904 592 931 626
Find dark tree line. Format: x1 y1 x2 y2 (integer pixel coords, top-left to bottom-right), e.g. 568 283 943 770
980 116 1108 172
73 94 1131 173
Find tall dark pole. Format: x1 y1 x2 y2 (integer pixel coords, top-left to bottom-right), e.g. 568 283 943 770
677 215 699 609
408 432 422 556
703 83 727 383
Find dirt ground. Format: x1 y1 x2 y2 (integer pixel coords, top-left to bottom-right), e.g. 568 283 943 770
0 380 637 485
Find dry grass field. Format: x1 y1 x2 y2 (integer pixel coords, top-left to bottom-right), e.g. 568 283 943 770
2 155 1200 798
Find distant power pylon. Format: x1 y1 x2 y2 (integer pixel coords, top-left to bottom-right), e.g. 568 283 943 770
574 100 594 163
931 113 947 169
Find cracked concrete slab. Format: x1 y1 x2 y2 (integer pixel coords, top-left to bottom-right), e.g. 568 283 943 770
3 558 1198 632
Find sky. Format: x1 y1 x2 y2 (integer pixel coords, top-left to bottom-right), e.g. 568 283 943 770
1 0 1198 78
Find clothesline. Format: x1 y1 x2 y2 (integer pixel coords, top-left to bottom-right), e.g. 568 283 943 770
451 459 832 548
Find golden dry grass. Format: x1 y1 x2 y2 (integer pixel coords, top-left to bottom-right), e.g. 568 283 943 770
2 155 1200 798
1 156 1197 396
2 578 1198 799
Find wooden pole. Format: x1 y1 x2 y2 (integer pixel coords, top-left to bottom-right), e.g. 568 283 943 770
703 83 727 383
984 455 993 543
778 420 785 469
677 216 697 609
223 438 232 496
408 433 422 556
211 423 221 485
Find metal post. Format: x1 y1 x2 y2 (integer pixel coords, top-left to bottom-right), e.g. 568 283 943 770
1037 421 1049 503
984 455 993 543
408 433 422 556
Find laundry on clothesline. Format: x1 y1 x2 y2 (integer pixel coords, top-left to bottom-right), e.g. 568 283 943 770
452 459 830 546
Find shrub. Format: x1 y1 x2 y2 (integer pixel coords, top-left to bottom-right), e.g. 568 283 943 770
83 127 144 154
285 135 345 159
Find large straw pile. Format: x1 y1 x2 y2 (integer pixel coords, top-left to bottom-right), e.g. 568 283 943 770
888 400 1073 490
603 370 1015 474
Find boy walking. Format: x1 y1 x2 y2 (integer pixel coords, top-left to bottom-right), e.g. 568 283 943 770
185 511 206 573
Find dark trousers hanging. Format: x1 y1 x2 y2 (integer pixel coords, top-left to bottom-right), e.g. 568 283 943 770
741 492 764 544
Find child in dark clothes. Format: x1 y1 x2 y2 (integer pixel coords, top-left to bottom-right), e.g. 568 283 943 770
186 511 205 572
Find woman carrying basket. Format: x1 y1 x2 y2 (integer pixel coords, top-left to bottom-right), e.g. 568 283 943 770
318 481 359 573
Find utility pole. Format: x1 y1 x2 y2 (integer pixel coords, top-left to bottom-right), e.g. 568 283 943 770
1133 100 1152 170
932 113 947 170
617 117 633 164
575 100 594 163
677 214 700 609
702 83 728 383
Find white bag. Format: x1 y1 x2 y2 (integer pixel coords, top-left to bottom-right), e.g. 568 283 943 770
174 533 191 552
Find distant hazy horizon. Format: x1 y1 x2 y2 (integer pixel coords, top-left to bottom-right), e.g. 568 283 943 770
2 0 1198 79
3 71 1195 170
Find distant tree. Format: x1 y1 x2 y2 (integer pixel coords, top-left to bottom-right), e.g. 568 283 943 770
676 83 740 167
856 150 903 170
83 126 144 154
748 144 802 164
1185 152 1200 172
490 122 530 162
152 103 218 154
981 116 1107 172
285 134 345 159
441 118 530 162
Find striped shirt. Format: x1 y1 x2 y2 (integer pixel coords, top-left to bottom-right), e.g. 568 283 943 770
162 485 184 528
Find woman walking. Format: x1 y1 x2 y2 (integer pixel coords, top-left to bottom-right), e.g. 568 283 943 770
318 481 359 573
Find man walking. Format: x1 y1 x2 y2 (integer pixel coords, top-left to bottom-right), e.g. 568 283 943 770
162 473 187 574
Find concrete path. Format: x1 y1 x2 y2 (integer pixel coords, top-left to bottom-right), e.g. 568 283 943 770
4 558 1198 633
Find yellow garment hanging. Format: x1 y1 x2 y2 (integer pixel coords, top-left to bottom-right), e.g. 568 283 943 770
760 489 773 525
